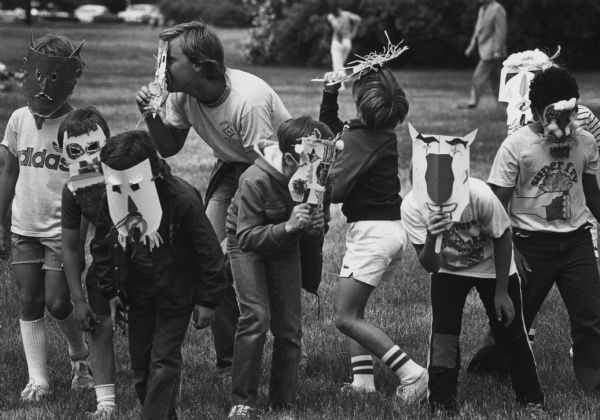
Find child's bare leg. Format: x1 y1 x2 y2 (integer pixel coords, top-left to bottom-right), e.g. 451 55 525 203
15 263 49 396
89 317 116 413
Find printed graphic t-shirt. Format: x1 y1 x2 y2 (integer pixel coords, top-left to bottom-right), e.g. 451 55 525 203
488 125 598 233
2 107 69 237
401 178 516 278
165 68 291 163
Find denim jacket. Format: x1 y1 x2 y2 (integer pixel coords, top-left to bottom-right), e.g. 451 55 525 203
96 164 227 313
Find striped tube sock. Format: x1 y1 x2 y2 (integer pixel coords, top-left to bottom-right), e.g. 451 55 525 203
53 311 88 360
381 345 424 385
95 384 116 409
20 318 50 388
351 355 375 390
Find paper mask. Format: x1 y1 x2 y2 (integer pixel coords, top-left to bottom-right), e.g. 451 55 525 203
498 48 559 134
64 127 106 194
409 122 477 222
144 39 169 119
289 129 343 207
541 98 579 158
102 159 163 250
23 43 83 126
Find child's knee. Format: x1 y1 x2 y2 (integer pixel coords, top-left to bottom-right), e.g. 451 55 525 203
334 311 356 334
45 296 72 318
91 317 114 340
18 295 45 319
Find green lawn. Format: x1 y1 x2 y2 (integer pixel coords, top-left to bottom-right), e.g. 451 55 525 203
1 22 600 419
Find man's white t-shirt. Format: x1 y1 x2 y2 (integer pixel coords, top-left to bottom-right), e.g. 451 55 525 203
488 125 599 233
165 68 291 163
401 178 516 278
1 107 69 237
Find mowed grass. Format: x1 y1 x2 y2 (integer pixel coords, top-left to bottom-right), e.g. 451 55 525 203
1 22 600 419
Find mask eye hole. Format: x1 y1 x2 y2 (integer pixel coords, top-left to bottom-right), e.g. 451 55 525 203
86 141 100 154
65 143 84 160
112 185 121 194
36 70 42 82
130 183 140 191
51 72 58 82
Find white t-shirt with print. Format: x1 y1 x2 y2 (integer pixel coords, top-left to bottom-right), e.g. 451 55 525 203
1 107 69 237
488 125 599 233
401 178 516 278
165 68 291 164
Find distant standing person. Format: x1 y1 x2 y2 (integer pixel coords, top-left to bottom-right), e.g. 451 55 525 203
459 0 507 109
327 8 361 74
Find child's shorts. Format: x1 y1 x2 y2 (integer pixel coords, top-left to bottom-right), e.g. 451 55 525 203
339 220 408 287
10 233 63 271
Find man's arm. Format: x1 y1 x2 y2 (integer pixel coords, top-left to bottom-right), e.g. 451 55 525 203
492 5 507 58
0 145 18 256
465 7 482 56
583 173 600 221
136 85 190 157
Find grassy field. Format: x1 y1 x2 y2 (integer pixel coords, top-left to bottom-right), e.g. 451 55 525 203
1 22 600 419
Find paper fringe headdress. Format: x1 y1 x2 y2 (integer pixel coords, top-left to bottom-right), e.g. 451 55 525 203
498 47 561 135
288 129 344 208
312 31 408 86
143 39 169 119
102 159 163 251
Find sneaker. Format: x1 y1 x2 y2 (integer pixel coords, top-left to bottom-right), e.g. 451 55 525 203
21 379 50 402
71 359 94 390
85 405 116 419
396 369 428 404
228 404 256 419
340 382 376 394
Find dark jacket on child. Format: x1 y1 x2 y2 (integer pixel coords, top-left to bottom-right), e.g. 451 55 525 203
319 90 401 222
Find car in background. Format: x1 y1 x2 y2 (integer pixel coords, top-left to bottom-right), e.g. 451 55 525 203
74 4 109 22
117 3 158 23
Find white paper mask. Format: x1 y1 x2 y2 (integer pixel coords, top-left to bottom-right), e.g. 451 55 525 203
541 98 579 159
102 159 163 250
64 127 106 193
288 129 343 207
409 122 477 222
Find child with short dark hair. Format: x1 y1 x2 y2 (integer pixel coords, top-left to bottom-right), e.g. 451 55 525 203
226 116 330 418
0 33 92 402
320 67 428 402
59 107 117 418
488 66 600 392
99 130 227 419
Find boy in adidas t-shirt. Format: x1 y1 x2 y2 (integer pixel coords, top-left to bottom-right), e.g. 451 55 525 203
0 34 92 401
401 178 545 414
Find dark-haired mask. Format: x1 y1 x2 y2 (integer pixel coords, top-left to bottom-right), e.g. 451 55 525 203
63 128 106 194
541 98 579 158
23 44 83 126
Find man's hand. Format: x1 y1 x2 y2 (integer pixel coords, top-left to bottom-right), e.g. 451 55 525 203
136 84 153 116
513 248 531 284
73 300 99 332
494 291 515 327
285 203 311 233
0 224 8 259
192 305 215 329
109 296 129 333
426 212 453 237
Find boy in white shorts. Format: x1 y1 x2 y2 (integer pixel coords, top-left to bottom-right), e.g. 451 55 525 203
320 66 427 403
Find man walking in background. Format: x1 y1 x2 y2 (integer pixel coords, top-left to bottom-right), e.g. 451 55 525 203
459 0 507 109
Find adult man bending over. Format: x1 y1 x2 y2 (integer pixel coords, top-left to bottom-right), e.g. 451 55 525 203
136 21 291 379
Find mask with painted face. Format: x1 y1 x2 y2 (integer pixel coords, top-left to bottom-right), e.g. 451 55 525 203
409 122 477 222
540 98 579 159
63 127 107 193
22 42 83 127
102 159 163 250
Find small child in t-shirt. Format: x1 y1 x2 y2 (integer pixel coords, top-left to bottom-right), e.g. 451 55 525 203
0 34 92 402
401 177 545 415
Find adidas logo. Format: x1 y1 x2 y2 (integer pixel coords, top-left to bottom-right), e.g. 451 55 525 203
17 147 68 171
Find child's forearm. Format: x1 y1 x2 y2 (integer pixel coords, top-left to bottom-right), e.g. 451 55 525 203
417 234 443 273
62 228 86 303
319 91 344 134
493 229 512 294
0 146 18 222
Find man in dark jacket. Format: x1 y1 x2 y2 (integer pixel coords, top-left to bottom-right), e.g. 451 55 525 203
99 130 227 420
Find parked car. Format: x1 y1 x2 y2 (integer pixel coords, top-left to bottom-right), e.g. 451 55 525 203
117 3 157 23
74 4 109 22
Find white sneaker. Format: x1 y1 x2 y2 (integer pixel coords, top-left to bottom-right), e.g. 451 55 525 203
396 369 428 404
85 405 116 419
71 359 94 390
21 379 50 402
228 404 256 419
340 382 376 394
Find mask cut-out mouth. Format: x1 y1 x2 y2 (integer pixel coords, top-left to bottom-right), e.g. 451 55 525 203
34 92 53 102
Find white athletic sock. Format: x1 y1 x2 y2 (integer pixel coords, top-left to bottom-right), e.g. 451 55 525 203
20 318 49 388
381 345 424 385
53 311 88 360
351 355 375 389
95 384 116 409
